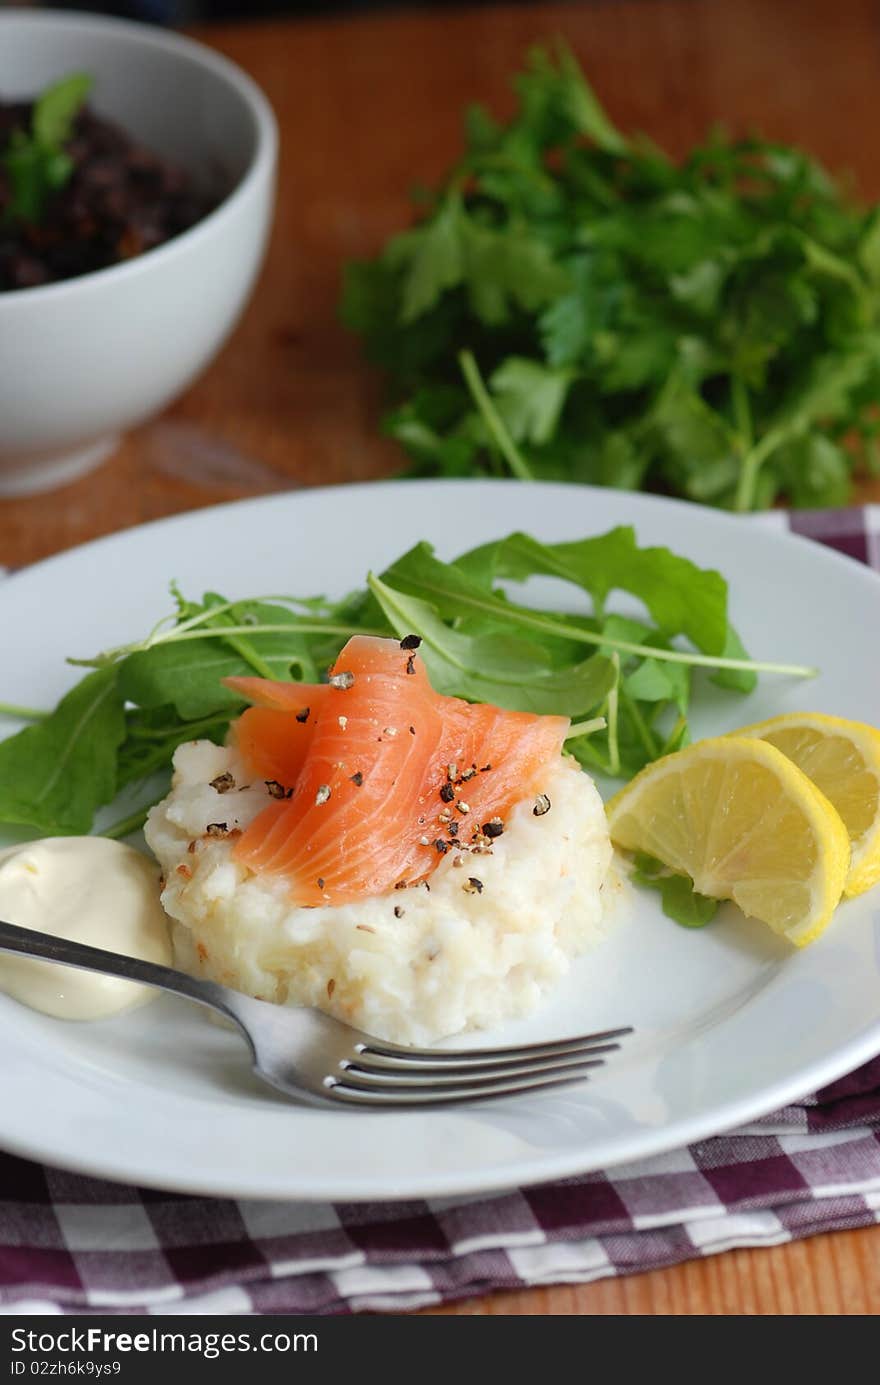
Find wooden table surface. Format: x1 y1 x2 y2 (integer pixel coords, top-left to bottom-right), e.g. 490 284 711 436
3 0 879 1314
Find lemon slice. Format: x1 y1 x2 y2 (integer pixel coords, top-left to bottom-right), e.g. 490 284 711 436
734 712 880 898
606 737 850 946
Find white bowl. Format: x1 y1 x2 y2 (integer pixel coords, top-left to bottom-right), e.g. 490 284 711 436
0 9 277 496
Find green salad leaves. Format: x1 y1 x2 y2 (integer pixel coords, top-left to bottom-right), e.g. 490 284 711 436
630 853 718 929
342 44 880 511
0 527 812 839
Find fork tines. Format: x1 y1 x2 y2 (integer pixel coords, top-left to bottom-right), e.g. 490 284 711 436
326 1026 633 1107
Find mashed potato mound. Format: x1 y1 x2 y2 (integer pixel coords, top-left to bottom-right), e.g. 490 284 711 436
145 741 613 1045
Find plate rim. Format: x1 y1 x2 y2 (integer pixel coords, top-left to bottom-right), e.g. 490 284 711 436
0 1013 879 1202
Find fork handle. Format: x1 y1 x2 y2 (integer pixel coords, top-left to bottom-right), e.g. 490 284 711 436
0 918 248 1035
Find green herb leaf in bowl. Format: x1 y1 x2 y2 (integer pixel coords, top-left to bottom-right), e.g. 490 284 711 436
2 73 92 225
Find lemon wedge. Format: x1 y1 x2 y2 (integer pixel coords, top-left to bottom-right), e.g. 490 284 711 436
734 712 880 898
607 736 850 946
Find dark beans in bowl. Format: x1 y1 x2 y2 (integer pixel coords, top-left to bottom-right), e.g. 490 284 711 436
0 100 217 291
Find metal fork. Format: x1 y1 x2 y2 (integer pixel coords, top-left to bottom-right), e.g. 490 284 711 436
0 919 631 1109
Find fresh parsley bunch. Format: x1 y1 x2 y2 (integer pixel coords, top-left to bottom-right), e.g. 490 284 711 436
342 44 880 511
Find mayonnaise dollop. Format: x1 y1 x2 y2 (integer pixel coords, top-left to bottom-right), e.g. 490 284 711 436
0 837 172 1020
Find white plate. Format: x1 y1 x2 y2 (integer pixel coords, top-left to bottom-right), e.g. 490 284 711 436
1 480 879 1202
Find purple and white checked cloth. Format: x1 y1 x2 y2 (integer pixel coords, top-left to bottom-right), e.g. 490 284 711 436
1 506 879 1316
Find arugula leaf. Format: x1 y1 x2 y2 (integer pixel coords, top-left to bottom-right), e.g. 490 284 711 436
115 706 228 794
368 573 616 715
378 530 780 778
0 524 808 836
118 644 251 720
117 597 321 719
631 853 718 927
711 623 757 694
0 667 124 833
624 657 690 714
457 527 731 654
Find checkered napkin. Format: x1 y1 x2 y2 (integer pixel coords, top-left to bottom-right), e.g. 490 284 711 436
1 506 879 1316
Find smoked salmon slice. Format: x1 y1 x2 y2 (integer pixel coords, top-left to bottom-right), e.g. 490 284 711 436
228 636 569 906
223 677 329 788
